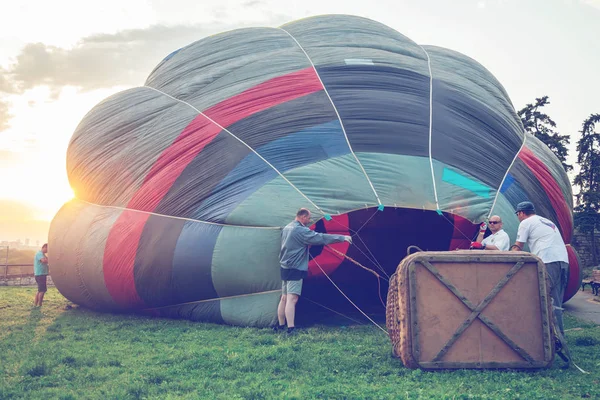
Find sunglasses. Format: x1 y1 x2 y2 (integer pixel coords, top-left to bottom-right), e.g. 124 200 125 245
488 221 501 225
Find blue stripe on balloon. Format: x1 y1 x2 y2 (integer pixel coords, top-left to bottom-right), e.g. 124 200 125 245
499 173 515 193
171 222 222 304
193 120 348 222
501 174 529 208
442 168 491 198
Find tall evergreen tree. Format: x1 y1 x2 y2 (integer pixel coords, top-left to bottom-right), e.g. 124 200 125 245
573 113 600 265
518 96 572 172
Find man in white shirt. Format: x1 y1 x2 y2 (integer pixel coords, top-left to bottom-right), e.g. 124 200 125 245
470 215 510 251
510 201 569 336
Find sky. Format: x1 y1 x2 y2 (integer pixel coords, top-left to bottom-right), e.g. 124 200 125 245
0 0 599 243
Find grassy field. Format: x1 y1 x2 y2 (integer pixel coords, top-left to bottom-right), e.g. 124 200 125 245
1 287 599 400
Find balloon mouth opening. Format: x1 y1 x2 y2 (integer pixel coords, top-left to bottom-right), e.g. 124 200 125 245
298 207 479 325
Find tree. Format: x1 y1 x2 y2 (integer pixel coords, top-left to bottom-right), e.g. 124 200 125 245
518 96 572 172
573 113 600 265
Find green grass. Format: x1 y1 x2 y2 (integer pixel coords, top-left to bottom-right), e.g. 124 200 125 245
1 287 599 400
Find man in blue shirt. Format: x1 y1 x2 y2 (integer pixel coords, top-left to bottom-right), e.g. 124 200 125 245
34 243 49 307
275 208 352 335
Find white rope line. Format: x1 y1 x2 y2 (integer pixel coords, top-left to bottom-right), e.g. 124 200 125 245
324 209 387 276
352 208 380 236
144 85 325 215
350 235 390 279
572 361 589 374
78 199 281 230
310 254 388 335
487 132 528 219
418 45 440 212
278 27 382 207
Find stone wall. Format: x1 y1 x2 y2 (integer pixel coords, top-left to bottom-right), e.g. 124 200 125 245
0 274 54 287
571 230 600 276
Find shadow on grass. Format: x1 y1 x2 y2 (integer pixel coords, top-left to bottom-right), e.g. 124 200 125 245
296 296 386 328
0 307 45 383
2 306 44 350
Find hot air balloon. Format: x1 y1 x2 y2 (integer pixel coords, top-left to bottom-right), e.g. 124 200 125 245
49 14 580 327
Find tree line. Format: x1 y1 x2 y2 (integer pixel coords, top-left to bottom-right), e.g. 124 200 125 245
518 97 600 264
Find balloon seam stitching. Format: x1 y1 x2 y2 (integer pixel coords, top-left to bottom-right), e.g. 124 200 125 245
487 133 528 219
78 199 281 229
417 45 440 212
278 27 382 207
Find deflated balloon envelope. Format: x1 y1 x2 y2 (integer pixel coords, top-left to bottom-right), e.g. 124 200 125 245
49 14 580 327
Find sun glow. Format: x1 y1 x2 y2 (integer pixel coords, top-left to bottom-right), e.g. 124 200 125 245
0 86 124 222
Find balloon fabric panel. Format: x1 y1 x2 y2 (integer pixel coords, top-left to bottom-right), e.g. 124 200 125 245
50 15 579 326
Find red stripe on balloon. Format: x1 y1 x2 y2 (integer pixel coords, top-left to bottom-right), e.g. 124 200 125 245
132 67 324 211
103 67 324 308
102 210 149 308
308 214 351 278
564 245 582 302
518 147 573 243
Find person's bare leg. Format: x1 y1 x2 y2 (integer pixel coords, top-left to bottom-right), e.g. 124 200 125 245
277 295 287 326
39 292 45 307
284 294 299 328
34 292 39 306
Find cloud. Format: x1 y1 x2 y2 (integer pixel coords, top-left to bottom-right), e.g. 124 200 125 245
242 0 265 6
4 17 290 94
0 68 18 94
0 67 14 132
0 100 11 132
9 28 198 92
0 12 292 129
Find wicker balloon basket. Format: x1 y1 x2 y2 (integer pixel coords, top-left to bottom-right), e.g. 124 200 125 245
386 250 555 369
